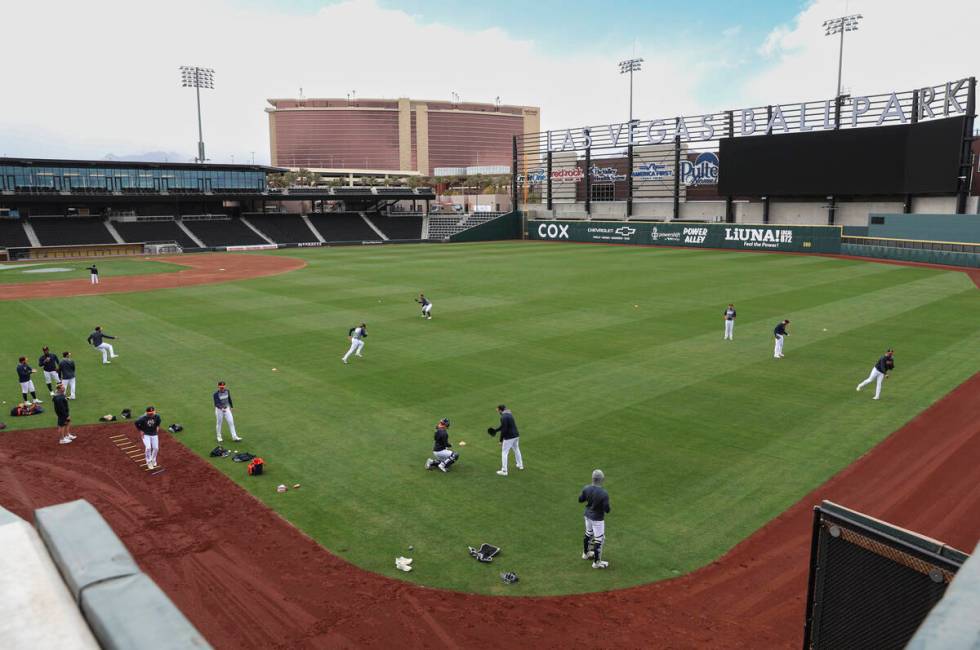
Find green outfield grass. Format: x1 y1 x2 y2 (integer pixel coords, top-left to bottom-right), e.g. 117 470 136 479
1 242 977 596
0 258 185 284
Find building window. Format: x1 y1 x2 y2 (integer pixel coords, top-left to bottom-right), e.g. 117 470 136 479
590 182 615 202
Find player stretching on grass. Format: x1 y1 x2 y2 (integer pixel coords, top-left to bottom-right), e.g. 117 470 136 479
580 469 611 569
856 349 895 400
87 326 119 364
416 293 433 320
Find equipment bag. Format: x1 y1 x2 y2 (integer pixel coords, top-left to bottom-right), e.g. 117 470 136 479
247 458 265 476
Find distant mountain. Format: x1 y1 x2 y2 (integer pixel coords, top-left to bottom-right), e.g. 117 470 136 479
102 151 191 163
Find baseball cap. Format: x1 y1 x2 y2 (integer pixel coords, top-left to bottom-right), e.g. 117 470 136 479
146 406 156 413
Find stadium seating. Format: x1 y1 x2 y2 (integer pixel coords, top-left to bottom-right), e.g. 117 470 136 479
30 217 116 246
182 218 267 247
244 214 319 243
111 219 199 248
307 214 381 242
0 219 31 247
371 216 423 240
427 213 503 240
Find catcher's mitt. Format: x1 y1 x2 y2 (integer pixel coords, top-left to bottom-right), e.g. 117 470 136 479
487 427 496 436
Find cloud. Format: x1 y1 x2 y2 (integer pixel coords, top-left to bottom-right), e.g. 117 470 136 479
0 0 727 163
745 0 976 103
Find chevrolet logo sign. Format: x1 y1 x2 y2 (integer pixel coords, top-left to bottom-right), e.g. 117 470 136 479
614 227 636 236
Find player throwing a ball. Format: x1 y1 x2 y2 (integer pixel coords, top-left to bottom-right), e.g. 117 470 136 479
580 469 611 569
856 349 895 400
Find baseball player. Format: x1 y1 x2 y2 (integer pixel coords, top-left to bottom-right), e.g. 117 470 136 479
16 356 41 404
341 323 367 364
579 469 611 569
773 319 790 358
214 381 243 443
424 418 459 472
86 264 99 284
58 352 76 399
87 326 119 364
489 404 523 476
134 406 162 470
53 384 75 445
723 304 736 340
416 293 433 320
38 347 61 395
856 349 895 400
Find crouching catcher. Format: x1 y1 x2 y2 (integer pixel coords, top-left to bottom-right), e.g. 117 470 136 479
425 418 459 473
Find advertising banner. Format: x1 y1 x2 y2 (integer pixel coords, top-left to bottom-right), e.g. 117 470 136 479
529 221 841 253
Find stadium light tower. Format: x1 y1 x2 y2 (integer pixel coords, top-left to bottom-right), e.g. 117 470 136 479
180 66 215 163
823 14 863 100
619 58 643 124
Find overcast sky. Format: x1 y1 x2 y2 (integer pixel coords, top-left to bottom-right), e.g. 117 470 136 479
0 0 975 164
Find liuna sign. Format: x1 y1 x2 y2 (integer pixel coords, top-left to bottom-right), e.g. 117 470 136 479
529 221 841 254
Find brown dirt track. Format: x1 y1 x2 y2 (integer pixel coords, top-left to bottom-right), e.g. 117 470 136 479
0 253 306 300
0 372 976 649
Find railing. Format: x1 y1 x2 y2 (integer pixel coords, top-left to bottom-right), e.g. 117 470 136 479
842 235 980 254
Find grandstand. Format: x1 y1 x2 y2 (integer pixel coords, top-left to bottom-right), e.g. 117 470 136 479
307 214 382 242
426 212 503 240
182 217 268 247
243 214 319 244
0 219 31 248
370 216 423 240
29 217 115 246
111 218 200 249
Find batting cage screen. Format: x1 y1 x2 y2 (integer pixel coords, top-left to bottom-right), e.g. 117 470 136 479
802 501 969 650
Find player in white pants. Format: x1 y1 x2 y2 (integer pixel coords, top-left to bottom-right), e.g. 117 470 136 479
87 326 119 364
213 381 242 443
424 418 459 472
58 352 76 399
490 404 523 476
773 319 790 358
134 406 162 470
342 323 367 364
857 349 894 400
87 264 99 284
723 304 736 340
579 469 611 569
416 293 433 320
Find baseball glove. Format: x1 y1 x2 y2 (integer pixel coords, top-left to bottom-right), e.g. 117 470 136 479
487 427 496 436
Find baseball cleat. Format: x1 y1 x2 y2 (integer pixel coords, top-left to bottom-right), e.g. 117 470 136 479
68 434 77 440
342 358 348 364
873 397 880 400
33 398 43 403
425 459 435 469
517 466 524 471
856 386 861 391
232 436 243 442
438 463 448 473
496 470 508 476
216 438 223 443
582 552 594 560
592 561 609 569
59 436 72 445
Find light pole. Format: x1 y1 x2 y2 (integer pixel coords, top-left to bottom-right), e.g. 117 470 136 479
180 66 214 163
618 58 643 124
823 14 863 100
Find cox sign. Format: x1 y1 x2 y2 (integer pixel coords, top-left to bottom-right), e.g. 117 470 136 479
537 223 570 239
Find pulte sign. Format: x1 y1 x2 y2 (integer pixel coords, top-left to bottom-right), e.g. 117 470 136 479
529 221 842 253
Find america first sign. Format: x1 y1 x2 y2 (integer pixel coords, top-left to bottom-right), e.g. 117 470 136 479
540 78 972 151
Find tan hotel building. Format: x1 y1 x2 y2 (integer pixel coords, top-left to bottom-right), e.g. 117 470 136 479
266 97 539 177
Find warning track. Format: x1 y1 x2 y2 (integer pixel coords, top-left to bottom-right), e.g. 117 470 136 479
1 371 977 649
0 253 306 301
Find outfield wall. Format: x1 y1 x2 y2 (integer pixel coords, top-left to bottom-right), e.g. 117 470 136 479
528 220 842 253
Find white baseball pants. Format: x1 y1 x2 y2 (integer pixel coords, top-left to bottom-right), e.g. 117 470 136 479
342 339 364 362
422 303 432 316
774 335 784 357
19 380 35 394
585 517 605 542
215 407 238 440
501 438 523 472
432 449 453 462
96 343 117 363
857 367 885 398
142 434 159 466
62 378 76 399
724 320 734 340
90 273 99 284
43 370 60 386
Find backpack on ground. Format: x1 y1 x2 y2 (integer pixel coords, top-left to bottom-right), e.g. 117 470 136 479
247 457 264 476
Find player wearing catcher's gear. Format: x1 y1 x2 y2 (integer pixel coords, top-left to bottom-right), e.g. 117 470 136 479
38 347 61 395
87 326 119 364
773 319 790 358
16 356 41 404
489 404 523 476
134 406 162 470
53 384 75 445
342 323 367 364
723 304 736 340
425 418 459 472
214 381 243 443
59 352 76 399
580 469 611 569
86 264 99 284
856 349 895 400
416 293 433 320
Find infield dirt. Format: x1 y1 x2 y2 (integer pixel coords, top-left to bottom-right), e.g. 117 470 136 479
0 371 976 649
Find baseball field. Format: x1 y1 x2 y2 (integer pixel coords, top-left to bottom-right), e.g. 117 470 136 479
1 242 977 596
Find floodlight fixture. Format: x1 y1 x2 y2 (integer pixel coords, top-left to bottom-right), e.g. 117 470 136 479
179 66 215 163
822 15 863 99
618 58 644 124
